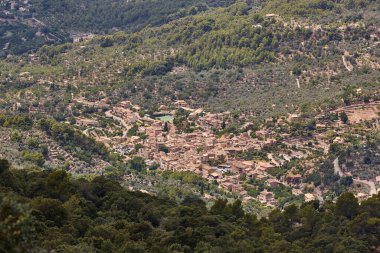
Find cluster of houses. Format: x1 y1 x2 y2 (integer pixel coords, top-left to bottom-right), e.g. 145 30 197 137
94 100 323 207
66 97 380 207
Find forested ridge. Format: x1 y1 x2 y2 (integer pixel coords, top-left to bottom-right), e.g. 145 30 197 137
1 160 379 253
1 0 378 119
0 0 235 55
30 0 236 33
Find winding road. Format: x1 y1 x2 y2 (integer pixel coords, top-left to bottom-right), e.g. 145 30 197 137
105 110 129 137
333 158 377 195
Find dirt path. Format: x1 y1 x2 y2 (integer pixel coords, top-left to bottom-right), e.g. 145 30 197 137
267 153 280 166
105 110 129 137
331 101 380 113
83 128 90 136
334 158 377 195
333 158 344 177
354 178 377 195
315 101 380 119
342 55 353 72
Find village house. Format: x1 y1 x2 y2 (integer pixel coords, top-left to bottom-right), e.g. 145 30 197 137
375 175 380 184
304 193 315 202
267 178 281 188
174 100 188 108
258 190 277 206
286 173 302 185
119 100 131 109
256 161 275 171
77 118 98 127
71 33 95 43
95 99 360 205
231 160 254 174
292 188 303 196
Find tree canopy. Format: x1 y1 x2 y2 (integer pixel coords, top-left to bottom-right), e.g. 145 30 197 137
0 160 379 253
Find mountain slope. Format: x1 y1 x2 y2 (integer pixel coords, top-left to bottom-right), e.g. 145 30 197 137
1 0 379 118
0 0 235 55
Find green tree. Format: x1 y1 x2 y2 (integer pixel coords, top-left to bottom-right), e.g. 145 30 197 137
340 112 348 124
210 199 228 215
21 151 45 166
0 159 10 174
359 194 380 217
163 122 169 132
127 156 146 172
340 176 353 187
127 124 139 137
46 170 72 201
0 195 33 253
158 144 170 154
336 192 359 219
30 198 68 227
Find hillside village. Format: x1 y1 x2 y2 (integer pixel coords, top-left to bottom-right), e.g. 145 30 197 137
1 67 379 209
0 0 379 210
2 0 380 251
63 95 380 208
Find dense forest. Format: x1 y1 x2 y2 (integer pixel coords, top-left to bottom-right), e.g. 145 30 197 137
1 159 379 253
30 0 236 33
2 0 378 56
0 0 236 55
261 0 378 17
1 0 376 117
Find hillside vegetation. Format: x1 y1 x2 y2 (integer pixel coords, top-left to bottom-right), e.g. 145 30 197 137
0 2 379 251
261 0 378 18
0 0 379 119
1 161 380 253
30 0 236 33
0 0 235 55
